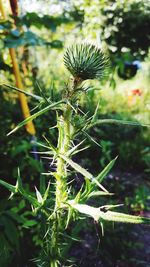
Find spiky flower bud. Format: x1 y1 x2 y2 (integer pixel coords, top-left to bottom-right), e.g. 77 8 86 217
63 43 108 82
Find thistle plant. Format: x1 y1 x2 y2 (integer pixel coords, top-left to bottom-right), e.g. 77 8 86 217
1 43 150 267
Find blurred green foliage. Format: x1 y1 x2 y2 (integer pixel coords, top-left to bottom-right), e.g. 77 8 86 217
101 0 150 59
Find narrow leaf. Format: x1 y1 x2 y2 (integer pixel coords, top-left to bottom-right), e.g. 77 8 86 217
17 169 40 207
68 202 100 221
42 135 57 153
88 119 150 129
88 191 114 198
36 81 50 104
16 168 23 190
82 130 102 148
71 145 90 156
23 220 37 228
0 179 16 194
96 157 117 183
43 181 51 202
1 83 42 101
20 189 40 207
35 187 43 203
67 139 86 156
101 211 150 224
70 202 150 225
7 100 64 136
91 100 100 123
100 204 124 211
60 154 108 192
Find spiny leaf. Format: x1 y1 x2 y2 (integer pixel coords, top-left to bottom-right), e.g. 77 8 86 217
88 191 114 198
69 202 150 224
60 154 108 192
99 204 124 211
42 135 57 153
66 206 74 229
17 170 40 207
16 168 23 190
71 145 90 156
43 182 51 202
12 170 40 207
91 100 100 123
19 188 40 207
96 156 118 184
101 211 150 224
34 141 54 151
7 100 64 136
82 130 102 148
0 175 39 207
1 83 42 101
36 81 50 104
35 187 43 204
68 202 100 221
67 139 86 156
0 179 17 194
88 119 150 129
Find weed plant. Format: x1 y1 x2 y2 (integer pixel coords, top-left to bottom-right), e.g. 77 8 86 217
0 43 150 267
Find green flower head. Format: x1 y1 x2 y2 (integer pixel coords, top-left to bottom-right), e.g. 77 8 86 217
64 43 108 81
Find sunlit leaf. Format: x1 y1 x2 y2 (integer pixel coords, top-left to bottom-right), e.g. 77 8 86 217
35 187 43 204
60 154 108 192
88 191 113 198
69 202 150 224
101 211 150 224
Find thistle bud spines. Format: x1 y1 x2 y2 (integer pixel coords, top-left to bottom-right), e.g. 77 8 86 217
64 43 108 81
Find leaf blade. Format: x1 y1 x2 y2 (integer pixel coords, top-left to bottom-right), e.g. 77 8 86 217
89 119 150 129
60 154 108 192
101 211 150 224
1 83 42 101
70 202 150 224
96 156 117 184
7 100 64 136
0 179 16 193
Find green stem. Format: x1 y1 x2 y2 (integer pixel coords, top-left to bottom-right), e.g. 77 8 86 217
56 104 72 208
50 103 72 265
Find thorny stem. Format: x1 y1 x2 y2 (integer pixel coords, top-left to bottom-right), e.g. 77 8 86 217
49 77 80 266
56 104 72 208
50 99 72 266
